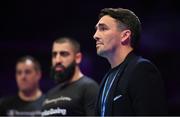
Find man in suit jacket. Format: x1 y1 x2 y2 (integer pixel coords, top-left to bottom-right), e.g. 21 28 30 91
93 8 168 116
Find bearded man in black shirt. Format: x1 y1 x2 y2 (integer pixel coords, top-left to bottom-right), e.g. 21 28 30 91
41 37 99 116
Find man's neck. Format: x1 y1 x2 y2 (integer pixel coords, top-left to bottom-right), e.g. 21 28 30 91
18 88 42 102
70 66 83 83
107 47 133 68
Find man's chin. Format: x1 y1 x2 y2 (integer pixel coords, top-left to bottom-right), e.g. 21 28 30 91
97 50 106 57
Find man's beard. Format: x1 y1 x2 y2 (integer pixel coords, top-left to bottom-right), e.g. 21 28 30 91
50 61 76 84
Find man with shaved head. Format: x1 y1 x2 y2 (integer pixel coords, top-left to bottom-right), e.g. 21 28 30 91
0 56 45 116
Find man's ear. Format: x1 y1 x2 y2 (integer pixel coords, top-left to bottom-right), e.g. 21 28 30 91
36 70 42 82
120 29 131 45
75 52 82 64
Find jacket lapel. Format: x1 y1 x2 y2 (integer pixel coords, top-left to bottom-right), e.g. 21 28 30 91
95 51 137 115
95 70 111 115
106 51 137 115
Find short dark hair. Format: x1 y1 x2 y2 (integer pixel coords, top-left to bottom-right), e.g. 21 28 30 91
99 8 141 49
16 56 41 72
53 37 81 53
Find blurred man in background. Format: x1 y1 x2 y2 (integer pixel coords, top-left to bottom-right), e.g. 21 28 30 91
93 8 168 116
0 56 44 116
41 37 99 116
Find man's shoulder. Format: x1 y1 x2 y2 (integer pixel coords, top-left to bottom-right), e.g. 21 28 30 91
80 76 99 86
116 55 162 90
125 55 161 83
46 77 99 95
79 76 99 96
0 95 18 107
132 56 159 72
125 52 157 71
119 54 161 81
122 52 156 71
73 76 99 92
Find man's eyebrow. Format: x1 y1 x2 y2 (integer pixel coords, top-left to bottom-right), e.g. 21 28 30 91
52 50 68 53
95 23 107 29
60 50 69 53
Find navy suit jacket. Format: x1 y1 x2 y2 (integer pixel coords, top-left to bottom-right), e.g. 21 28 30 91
95 52 168 116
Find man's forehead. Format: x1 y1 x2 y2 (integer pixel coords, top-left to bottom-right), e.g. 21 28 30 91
52 42 73 52
17 60 34 68
96 15 117 27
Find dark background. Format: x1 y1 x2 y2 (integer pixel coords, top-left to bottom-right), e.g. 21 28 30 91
0 0 179 115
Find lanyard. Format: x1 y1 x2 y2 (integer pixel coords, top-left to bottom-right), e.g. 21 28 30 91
101 71 118 117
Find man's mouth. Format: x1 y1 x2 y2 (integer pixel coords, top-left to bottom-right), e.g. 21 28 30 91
55 66 65 72
96 42 103 47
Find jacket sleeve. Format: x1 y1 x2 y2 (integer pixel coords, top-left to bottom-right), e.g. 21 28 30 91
128 60 168 115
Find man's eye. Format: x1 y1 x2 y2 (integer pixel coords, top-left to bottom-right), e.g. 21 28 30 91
60 51 70 57
100 27 108 31
16 70 32 75
16 70 22 75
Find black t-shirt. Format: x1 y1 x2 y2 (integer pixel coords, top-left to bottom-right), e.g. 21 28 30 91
41 76 99 116
0 94 45 116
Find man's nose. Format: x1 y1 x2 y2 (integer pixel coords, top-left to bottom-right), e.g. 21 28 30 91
55 54 62 64
19 73 27 80
93 30 100 41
